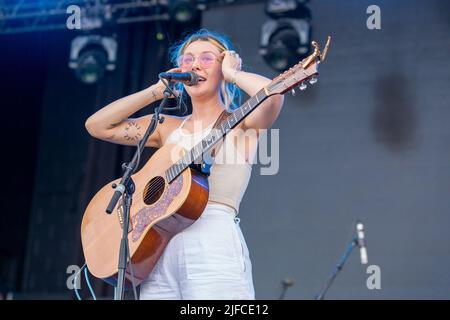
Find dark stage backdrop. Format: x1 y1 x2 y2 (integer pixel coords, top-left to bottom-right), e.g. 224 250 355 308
202 0 450 299
1 0 449 299
0 31 47 295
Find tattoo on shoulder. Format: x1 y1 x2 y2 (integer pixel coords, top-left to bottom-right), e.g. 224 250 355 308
124 121 142 142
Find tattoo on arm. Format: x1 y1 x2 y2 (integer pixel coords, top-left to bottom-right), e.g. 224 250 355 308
151 89 158 102
123 121 142 142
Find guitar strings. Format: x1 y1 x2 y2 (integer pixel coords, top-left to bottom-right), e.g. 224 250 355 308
117 171 178 210
142 179 166 203
141 151 210 202
137 160 187 203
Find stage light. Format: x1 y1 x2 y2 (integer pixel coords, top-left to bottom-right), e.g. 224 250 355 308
68 35 117 84
265 0 299 17
169 0 199 24
260 0 312 71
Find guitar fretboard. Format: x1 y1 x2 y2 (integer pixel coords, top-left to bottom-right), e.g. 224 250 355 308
165 88 268 183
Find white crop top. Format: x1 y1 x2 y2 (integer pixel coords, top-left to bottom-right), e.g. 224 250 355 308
165 116 254 215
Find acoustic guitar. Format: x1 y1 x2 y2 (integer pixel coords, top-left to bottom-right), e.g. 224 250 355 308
81 37 331 286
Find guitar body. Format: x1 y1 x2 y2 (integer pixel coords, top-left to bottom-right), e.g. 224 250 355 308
81 143 209 286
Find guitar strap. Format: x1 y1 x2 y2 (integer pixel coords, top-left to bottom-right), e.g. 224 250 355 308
190 109 232 177
209 109 232 158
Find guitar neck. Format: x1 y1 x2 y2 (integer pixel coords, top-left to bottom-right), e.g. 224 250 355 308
165 87 269 183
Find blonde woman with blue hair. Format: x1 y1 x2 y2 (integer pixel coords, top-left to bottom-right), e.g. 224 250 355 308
85 29 284 299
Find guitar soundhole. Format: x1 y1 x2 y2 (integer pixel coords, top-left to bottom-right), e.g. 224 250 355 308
143 176 166 205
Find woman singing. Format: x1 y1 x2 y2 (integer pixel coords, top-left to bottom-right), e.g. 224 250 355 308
85 29 284 299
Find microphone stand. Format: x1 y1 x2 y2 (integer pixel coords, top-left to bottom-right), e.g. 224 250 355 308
314 235 358 300
105 79 176 300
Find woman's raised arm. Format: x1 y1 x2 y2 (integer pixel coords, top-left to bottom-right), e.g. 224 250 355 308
85 68 181 148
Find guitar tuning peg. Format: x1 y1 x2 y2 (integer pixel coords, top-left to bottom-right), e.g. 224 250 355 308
299 82 307 91
309 77 318 85
291 88 296 96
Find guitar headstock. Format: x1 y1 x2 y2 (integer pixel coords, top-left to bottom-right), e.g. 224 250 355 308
265 36 331 96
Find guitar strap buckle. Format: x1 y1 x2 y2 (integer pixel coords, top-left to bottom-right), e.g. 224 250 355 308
189 161 211 177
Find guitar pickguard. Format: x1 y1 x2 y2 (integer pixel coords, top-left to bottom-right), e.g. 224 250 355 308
131 174 184 242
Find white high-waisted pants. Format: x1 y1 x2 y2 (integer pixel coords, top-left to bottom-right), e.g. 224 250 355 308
139 202 255 300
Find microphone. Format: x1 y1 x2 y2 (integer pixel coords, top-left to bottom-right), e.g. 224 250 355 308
279 277 295 300
282 278 295 287
355 221 368 265
158 71 202 86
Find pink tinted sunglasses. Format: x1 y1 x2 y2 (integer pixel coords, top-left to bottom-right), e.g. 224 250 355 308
177 52 222 68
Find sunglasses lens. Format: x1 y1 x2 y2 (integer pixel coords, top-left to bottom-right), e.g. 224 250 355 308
178 55 194 67
199 53 215 66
